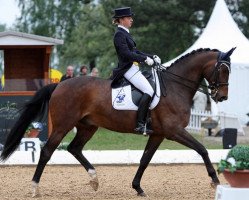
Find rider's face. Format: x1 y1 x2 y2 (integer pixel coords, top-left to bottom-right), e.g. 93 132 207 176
120 16 133 29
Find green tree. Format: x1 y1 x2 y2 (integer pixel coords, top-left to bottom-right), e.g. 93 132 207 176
100 0 215 59
16 0 90 38
63 0 216 77
16 0 92 71
226 0 249 38
15 0 249 77
63 4 115 76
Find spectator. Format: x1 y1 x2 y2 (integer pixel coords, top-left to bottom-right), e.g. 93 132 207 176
79 65 88 76
60 65 75 82
91 67 99 77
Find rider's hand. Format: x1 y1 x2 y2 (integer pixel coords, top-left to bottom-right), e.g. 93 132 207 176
145 57 154 66
153 55 161 64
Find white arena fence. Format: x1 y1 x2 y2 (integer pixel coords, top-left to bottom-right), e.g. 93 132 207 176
186 109 212 133
0 149 229 165
187 109 245 135
0 136 230 165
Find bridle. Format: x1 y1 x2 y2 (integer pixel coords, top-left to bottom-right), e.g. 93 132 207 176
207 53 231 99
154 51 231 98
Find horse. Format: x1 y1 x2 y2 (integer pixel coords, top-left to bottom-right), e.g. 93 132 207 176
0 47 235 197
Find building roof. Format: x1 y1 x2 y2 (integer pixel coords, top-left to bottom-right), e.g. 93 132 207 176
0 31 64 46
164 0 249 66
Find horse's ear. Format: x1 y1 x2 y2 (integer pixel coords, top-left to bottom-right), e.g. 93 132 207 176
224 47 236 60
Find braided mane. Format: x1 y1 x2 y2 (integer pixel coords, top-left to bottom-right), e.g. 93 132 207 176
169 48 219 67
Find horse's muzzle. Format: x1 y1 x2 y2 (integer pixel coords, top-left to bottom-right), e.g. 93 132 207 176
218 95 228 102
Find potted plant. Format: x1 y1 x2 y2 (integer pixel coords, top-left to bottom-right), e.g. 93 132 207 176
217 145 249 187
25 125 39 138
25 122 43 138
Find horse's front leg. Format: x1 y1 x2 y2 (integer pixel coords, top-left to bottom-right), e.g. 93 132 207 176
132 135 164 197
172 128 220 187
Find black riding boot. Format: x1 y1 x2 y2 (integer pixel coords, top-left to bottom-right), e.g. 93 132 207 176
134 93 153 135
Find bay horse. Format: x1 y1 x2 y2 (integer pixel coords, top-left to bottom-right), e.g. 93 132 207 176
0 48 235 197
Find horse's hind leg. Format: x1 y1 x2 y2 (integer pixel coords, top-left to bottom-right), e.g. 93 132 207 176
172 129 220 187
67 123 98 191
31 130 67 197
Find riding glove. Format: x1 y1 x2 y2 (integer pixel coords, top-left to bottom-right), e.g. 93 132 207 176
145 57 154 66
153 55 161 64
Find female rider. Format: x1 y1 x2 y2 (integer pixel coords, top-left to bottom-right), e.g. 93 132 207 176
111 7 161 135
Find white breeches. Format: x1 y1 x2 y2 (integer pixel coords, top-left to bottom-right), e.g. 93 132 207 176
124 64 154 97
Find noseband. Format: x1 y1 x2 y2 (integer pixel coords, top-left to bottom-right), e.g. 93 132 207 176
207 53 231 98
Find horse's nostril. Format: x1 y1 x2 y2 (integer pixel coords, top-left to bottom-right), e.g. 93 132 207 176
223 96 228 100
219 96 228 101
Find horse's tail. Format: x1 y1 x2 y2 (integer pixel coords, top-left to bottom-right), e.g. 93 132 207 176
0 83 58 161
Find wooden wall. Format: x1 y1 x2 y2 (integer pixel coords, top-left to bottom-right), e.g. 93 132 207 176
3 47 50 91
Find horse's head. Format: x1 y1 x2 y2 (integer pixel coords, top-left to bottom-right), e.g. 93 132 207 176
204 47 236 102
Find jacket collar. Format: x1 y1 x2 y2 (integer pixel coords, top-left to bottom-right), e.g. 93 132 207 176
118 25 129 33
117 27 131 37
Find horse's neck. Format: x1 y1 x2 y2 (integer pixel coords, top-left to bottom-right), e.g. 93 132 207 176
173 59 204 83
165 55 208 108
171 60 203 91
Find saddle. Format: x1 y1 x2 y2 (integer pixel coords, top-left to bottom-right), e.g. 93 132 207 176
111 69 160 110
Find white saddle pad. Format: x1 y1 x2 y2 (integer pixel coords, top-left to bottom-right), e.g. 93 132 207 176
112 70 161 110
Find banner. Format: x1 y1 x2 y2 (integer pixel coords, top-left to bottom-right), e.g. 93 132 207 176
0 95 48 146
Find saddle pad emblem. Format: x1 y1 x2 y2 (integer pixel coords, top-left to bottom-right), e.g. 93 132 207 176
116 92 126 104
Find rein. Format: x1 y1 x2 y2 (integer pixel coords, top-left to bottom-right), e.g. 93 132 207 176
157 70 210 96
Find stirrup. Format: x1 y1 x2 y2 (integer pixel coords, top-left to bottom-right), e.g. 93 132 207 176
143 121 153 136
143 128 153 136
143 126 148 136
134 123 153 136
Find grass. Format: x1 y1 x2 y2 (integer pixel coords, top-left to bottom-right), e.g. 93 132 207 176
60 128 222 150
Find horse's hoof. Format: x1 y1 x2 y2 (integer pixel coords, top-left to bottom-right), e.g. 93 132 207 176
89 177 99 191
32 187 41 197
32 181 41 198
210 181 219 189
32 192 41 198
137 192 148 197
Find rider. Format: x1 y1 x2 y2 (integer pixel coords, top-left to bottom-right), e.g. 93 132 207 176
110 7 161 135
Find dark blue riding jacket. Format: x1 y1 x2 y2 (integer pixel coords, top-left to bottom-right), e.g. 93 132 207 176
110 27 152 86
